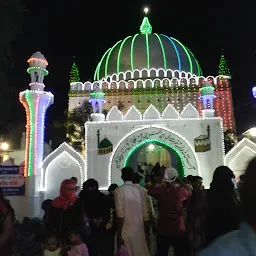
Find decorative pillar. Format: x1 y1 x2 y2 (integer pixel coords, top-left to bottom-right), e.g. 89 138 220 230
19 52 54 217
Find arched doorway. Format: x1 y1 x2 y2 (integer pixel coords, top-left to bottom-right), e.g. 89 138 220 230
124 139 185 178
110 126 199 186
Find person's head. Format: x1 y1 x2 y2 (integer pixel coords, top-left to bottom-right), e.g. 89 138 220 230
193 176 203 191
240 157 256 225
23 216 30 225
82 179 98 191
71 177 78 184
42 199 52 212
239 174 245 184
60 179 77 199
153 164 164 178
108 183 118 195
45 235 60 252
121 167 134 182
69 228 84 245
164 167 178 183
132 172 142 184
210 166 235 193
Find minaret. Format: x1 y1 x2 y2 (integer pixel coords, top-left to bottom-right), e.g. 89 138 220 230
19 51 54 217
199 82 216 118
90 87 105 121
218 49 231 78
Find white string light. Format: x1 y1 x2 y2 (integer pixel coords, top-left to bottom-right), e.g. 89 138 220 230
40 142 85 190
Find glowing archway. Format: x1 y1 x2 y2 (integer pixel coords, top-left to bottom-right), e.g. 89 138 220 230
110 126 199 186
124 139 185 177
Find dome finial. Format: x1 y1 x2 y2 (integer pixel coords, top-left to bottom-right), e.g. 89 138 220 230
140 7 152 34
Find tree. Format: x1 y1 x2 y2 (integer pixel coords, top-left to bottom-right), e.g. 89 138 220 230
218 50 231 77
224 129 237 154
54 101 92 153
69 59 80 83
66 101 92 152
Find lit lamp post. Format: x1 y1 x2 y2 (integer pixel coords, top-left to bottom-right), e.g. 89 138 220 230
0 142 10 163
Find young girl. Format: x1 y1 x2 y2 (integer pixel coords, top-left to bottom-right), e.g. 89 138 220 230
43 235 61 256
68 229 89 256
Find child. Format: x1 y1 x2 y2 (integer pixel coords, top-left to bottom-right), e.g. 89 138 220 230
43 235 61 256
68 228 89 256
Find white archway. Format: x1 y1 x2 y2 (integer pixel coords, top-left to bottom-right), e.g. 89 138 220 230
40 143 86 195
109 126 199 186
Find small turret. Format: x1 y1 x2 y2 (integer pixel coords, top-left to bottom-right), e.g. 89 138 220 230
27 51 48 90
90 87 105 121
199 82 216 117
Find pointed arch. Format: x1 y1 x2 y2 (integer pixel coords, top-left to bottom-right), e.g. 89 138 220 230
40 142 86 190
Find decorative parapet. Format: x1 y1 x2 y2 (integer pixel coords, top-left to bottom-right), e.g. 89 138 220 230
69 69 230 92
95 103 210 122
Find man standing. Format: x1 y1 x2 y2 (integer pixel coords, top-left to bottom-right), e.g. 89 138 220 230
148 168 192 256
132 173 156 251
115 167 149 256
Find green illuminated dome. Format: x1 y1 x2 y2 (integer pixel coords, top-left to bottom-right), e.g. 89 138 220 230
94 17 202 81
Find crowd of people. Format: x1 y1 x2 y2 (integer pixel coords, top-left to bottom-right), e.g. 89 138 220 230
0 158 255 255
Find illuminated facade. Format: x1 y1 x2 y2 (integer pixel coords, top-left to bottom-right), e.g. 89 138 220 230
68 16 235 130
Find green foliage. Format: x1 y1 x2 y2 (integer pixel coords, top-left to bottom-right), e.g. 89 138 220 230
218 54 231 77
69 61 80 83
224 129 236 154
54 101 92 152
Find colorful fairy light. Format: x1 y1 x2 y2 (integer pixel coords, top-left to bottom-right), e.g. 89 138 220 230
20 52 54 177
20 91 53 177
27 57 48 66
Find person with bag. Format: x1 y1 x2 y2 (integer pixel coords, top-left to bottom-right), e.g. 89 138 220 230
115 167 149 256
0 187 14 256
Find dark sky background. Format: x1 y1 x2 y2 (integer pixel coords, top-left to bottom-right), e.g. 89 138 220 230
8 0 256 146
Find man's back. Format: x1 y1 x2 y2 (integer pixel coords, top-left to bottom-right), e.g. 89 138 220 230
115 181 149 256
115 182 146 233
149 182 191 236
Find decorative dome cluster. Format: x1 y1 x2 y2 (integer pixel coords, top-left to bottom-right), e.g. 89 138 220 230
94 16 202 81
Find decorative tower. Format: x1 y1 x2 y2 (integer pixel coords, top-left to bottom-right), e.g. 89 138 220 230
199 82 216 118
19 51 54 217
69 57 80 84
218 50 231 78
89 87 105 121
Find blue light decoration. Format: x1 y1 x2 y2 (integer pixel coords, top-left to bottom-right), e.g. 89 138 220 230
252 86 256 99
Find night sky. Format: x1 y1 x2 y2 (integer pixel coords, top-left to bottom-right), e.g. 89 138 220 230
9 0 256 146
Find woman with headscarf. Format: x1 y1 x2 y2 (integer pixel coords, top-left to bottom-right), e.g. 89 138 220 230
47 179 83 240
205 166 241 245
0 187 14 256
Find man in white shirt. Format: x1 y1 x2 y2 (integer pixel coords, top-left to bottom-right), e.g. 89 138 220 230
114 167 149 256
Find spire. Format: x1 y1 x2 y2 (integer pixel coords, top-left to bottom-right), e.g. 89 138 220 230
218 50 231 78
69 57 80 83
140 7 152 34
